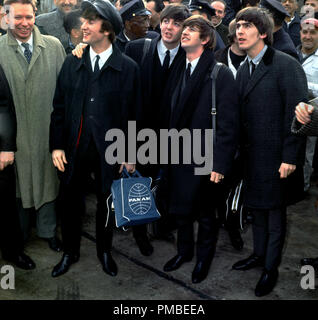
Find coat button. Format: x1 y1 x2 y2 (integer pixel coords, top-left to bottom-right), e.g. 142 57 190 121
90 97 95 102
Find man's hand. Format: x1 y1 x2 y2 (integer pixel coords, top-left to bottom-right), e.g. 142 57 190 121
0 151 14 171
295 102 314 125
210 171 224 183
52 150 67 172
279 163 296 178
119 163 136 174
72 43 87 59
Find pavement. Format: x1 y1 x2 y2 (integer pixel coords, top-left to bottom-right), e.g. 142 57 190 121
1 186 318 301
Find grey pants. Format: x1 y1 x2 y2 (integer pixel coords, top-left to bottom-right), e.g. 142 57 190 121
17 199 57 241
304 136 317 192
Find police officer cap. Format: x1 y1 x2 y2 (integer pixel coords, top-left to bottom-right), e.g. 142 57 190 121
119 0 151 23
260 0 290 17
81 0 123 35
189 0 216 17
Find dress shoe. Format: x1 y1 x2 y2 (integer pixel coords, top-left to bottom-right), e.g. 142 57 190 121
228 228 244 251
255 269 279 297
3 252 36 270
300 257 318 267
98 252 117 277
192 260 213 284
51 253 79 278
135 236 154 256
232 253 264 271
163 254 192 272
45 236 63 252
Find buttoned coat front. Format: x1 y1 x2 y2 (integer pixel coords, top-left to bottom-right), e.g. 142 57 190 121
49 45 141 192
0 26 65 210
236 46 308 210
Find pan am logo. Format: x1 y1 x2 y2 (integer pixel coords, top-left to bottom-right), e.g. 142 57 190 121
128 183 152 215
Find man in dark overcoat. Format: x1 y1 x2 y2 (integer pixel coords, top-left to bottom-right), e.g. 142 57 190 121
125 3 191 245
232 7 308 297
49 0 141 278
161 15 240 284
0 64 35 270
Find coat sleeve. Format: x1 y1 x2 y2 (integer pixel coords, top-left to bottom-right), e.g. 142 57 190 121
49 58 69 152
291 107 318 136
0 66 16 152
278 58 308 164
212 65 240 175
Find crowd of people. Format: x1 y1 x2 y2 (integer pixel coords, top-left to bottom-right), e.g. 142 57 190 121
0 0 317 298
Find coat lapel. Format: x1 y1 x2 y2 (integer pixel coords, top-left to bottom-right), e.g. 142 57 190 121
172 49 214 128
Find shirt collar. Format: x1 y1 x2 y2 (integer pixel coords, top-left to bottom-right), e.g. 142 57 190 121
17 33 33 52
247 44 268 66
186 56 200 75
89 45 113 71
157 39 180 65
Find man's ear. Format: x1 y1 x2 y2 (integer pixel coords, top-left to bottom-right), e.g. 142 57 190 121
260 33 267 40
201 36 209 46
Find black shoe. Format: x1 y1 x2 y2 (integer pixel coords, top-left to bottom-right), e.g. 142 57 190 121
300 257 318 267
192 260 213 284
3 252 36 270
228 228 244 251
232 253 264 271
135 236 154 256
98 252 117 277
51 253 79 278
163 254 192 272
255 269 279 297
45 236 63 252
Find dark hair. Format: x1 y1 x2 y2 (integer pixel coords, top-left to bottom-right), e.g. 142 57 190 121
4 0 36 11
241 0 260 8
63 9 82 34
183 15 216 49
120 0 132 6
227 19 236 44
266 8 285 27
81 7 116 43
160 3 191 23
235 7 273 45
146 0 165 13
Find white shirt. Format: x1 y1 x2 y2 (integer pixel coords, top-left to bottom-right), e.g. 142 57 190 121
17 34 33 54
89 45 113 72
157 39 180 67
185 56 200 75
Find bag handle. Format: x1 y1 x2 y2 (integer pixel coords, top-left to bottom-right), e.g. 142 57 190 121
121 166 142 178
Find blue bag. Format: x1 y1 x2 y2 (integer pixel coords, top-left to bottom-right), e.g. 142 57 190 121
111 168 161 228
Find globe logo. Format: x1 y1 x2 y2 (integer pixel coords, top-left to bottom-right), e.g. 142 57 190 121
128 183 152 215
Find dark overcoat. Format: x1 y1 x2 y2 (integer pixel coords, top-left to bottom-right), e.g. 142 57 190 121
49 45 141 192
161 49 240 215
125 36 185 130
236 46 308 210
115 30 159 52
283 13 301 48
273 27 299 61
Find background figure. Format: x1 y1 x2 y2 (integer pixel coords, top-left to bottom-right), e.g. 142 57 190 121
116 0 159 52
145 0 165 33
0 0 65 252
63 9 83 53
282 0 301 47
0 64 35 270
211 0 229 45
36 0 78 49
296 18 318 193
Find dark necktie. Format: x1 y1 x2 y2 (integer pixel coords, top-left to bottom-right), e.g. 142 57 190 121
185 62 191 82
162 50 170 71
94 55 100 74
250 61 256 76
22 43 32 64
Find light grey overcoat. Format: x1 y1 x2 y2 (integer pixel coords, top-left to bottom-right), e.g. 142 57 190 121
0 26 66 209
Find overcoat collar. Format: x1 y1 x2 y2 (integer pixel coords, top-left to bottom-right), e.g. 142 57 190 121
242 46 275 99
75 43 123 73
7 26 46 72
